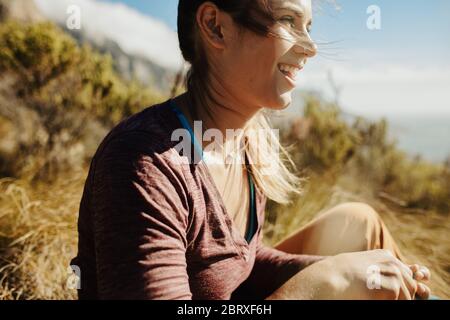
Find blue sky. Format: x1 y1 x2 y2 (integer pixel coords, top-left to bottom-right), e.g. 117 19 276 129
105 0 450 63
34 0 449 159
47 0 447 117
102 0 450 117
106 0 179 31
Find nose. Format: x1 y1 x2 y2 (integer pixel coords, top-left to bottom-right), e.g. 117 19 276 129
294 32 317 58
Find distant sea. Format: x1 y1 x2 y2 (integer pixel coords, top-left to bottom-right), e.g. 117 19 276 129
280 99 450 164
385 115 450 163
282 104 450 164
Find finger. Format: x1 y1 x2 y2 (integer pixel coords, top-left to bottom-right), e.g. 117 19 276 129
409 264 420 273
414 271 425 281
377 275 409 300
396 262 418 298
416 283 431 300
420 266 431 281
397 278 413 300
382 265 416 300
381 259 418 300
410 264 431 281
410 264 422 280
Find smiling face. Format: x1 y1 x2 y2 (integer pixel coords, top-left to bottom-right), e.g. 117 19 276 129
217 0 317 111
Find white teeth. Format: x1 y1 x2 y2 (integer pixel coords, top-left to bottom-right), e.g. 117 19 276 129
278 63 300 79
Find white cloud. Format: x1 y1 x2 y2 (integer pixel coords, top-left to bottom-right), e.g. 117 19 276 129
33 0 450 117
34 0 184 71
295 58 450 117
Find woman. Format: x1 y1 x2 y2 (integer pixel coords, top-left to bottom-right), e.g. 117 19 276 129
71 0 431 300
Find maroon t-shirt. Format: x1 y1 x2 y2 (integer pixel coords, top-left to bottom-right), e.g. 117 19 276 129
71 99 322 300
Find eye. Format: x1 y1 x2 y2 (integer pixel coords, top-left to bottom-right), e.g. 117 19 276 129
279 16 296 28
307 22 313 34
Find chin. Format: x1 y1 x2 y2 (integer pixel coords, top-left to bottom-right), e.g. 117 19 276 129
268 91 293 110
256 88 293 110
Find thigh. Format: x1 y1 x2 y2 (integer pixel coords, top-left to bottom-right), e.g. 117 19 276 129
274 202 404 259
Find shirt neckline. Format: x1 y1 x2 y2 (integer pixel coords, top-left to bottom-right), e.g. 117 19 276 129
168 98 259 248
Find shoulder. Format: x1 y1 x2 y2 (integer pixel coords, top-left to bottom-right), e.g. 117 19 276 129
89 99 190 189
100 99 177 149
93 99 184 165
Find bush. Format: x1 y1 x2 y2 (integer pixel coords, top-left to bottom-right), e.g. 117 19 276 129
0 21 165 180
287 96 360 171
283 96 449 214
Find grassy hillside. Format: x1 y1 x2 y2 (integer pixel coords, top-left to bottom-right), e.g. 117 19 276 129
0 21 448 299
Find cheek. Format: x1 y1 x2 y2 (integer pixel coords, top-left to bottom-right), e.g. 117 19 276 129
250 39 296 108
227 34 295 109
242 40 283 78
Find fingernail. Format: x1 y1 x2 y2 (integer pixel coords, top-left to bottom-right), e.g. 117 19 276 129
420 268 430 279
417 283 425 293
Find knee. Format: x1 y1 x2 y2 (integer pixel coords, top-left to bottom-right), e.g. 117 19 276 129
330 202 380 225
324 202 382 250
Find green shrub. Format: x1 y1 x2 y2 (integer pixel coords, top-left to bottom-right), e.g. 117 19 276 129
0 21 165 180
282 96 449 214
287 96 359 171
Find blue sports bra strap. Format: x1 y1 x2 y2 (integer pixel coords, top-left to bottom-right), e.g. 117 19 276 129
169 99 204 162
245 152 257 243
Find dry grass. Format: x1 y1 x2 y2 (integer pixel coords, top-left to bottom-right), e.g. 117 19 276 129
264 171 450 299
0 18 447 300
0 167 448 299
375 205 449 299
0 171 83 299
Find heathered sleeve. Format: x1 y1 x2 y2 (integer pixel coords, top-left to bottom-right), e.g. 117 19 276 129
91 131 192 300
232 197 325 300
233 241 325 299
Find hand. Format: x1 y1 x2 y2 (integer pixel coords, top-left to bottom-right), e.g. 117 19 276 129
266 249 431 300
323 249 430 300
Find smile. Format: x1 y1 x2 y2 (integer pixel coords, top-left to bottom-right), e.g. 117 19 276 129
277 63 303 82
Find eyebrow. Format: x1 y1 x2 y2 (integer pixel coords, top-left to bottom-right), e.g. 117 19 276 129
274 3 312 25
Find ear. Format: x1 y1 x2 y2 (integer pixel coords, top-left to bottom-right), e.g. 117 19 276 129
196 2 226 50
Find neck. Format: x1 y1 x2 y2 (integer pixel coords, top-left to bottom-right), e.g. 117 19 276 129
174 91 259 159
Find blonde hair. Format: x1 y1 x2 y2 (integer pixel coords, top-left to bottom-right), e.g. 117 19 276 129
243 109 303 204
176 0 303 204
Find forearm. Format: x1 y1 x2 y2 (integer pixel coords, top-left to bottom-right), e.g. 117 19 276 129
265 257 334 300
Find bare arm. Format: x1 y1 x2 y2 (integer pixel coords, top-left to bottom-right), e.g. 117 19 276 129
266 250 429 300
